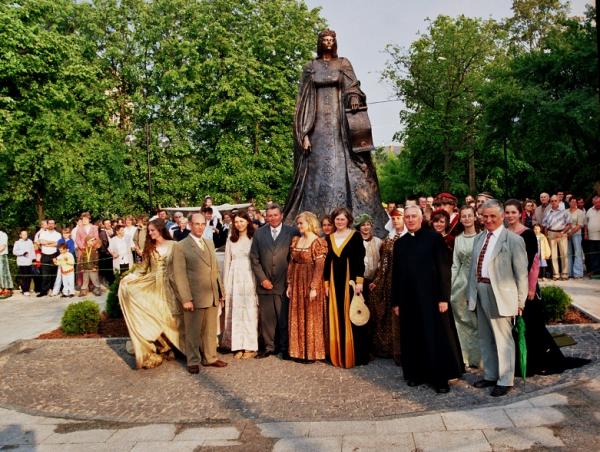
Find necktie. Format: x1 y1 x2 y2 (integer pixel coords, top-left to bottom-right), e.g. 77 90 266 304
476 232 493 279
272 228 279 241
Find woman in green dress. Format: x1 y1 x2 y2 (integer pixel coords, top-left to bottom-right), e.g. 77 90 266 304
450 205 481 368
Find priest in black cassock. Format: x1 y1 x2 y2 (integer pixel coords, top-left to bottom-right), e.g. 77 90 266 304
391 205 464 393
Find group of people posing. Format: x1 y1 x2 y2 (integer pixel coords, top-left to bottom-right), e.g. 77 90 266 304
112 192 590 397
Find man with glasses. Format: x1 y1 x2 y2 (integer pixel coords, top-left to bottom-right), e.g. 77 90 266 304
543 195 572 280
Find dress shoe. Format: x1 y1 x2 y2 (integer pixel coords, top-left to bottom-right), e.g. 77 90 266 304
434 383 450 394
473 379 496 389
187 365 200 374
280 352 292 361
490 385 512 397
203 359 227 368
255 351 273 359
36 292 45 298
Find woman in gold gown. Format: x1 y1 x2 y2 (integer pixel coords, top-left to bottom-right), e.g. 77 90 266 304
119 219 182 369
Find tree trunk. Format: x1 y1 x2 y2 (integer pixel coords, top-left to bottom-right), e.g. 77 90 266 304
468 147 476 194
35 190 45 222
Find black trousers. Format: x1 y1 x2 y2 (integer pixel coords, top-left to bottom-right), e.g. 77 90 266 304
40 253 58 294
98 251 114 285
18 265 33 292
258 293 289 353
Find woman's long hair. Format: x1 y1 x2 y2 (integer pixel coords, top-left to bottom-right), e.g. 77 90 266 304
229 211 255 243
142 219 173 263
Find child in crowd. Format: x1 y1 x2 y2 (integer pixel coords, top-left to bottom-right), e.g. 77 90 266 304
13 230 35 296
534 224 551 281
51 243 75 297
79 235 102 296
109 225 133 274
0 229 13 298
57 227 76 255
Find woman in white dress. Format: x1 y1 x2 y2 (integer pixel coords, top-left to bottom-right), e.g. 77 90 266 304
118 219 182 369
220 211 259 359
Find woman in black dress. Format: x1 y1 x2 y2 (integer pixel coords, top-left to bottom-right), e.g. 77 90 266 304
323 207 368 368
504 199 590 375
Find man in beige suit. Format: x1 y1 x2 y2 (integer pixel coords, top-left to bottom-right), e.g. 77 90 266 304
173 213 227 373
467 199 528 397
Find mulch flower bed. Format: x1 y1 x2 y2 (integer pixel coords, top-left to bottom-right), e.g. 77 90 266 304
37 313 129 339
548 306 595 325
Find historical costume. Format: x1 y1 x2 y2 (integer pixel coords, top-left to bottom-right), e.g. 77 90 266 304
392 227 464 390
450 231 481 368
119 241 182 369
324 230 368 368
284 29 388 236
287 236 328 361
368 233 402 362
221 235 259 353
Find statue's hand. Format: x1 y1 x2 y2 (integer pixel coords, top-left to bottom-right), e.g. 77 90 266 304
302 135 311 152
350 95 360 111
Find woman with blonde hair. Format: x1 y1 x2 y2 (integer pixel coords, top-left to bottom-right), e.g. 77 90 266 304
286 211 328 362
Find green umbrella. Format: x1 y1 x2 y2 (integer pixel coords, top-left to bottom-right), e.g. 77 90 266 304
514 315 527 381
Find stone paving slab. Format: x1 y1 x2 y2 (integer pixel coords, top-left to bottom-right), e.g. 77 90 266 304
483 426 564 449
1 323 597 424
130 441 202 452
375 414 446 434
504 406 565 428
341 433 414 452
43 428 116 444
173 426 240 441
442 408 514 430
0 424 56 445
273 437 343 452
413 430 491 452
107 424 176 442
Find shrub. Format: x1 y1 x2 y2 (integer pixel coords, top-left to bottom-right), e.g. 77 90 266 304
105 272 124 319
61 300 101 335
541 286 572 322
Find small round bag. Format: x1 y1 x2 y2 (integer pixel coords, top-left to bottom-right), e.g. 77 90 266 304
349 280 370 326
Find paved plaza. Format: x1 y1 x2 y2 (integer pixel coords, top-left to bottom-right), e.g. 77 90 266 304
0 279 599 451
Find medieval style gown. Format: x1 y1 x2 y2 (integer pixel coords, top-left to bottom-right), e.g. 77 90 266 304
284 56 388 237
119 241 182 369
324 230 368 368
368 235 402 363
391 228 464 386
221 235 259 352
287 236 328 360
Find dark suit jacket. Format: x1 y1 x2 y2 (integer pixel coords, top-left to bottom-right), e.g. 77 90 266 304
172 235 223 308
250 223 298 295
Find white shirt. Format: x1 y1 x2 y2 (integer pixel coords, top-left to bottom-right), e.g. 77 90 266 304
38 229 62 255
388 227 408 239
108 236 133 269
586 207 600 241
190 233 206 251
481 225 504 279
13 239 35 266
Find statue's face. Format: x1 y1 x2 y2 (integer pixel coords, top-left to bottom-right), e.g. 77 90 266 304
320 35 335 50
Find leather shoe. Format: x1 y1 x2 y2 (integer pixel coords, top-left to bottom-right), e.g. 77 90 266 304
187 365 199 374
490 385 512 397
255 351 273 359
203 359 227 368
473 379 496 389
434 383 450 394
280 352 292 361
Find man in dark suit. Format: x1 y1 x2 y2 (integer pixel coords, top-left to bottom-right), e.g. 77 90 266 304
173 213 227 373
467 199 528 396
250 203 299 359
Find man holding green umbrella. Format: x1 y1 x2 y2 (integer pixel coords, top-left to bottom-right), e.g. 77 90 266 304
467 199 528 397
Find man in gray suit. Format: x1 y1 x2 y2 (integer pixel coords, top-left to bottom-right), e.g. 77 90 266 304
467 199 528 397
173 213 227 373
250 204 299 359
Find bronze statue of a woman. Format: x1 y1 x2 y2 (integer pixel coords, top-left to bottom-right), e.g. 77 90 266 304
284 29 388 237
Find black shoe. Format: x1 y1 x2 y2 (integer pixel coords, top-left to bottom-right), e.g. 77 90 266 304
280 352 292 361
255 351 273 359
490 385 512 397
435 383 450 394
187 365 200 374
473 379 496 389
36 293 45 298
406 380 422 387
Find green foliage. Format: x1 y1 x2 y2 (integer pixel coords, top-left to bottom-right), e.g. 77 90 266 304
0 0 325 232
380 2 599 202
105 272 123 319
61 300 101 335
540 285 572 322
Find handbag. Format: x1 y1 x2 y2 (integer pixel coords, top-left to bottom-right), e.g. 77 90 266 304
349 280 370 326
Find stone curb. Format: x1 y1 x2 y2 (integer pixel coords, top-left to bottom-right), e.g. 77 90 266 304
572 301 600 323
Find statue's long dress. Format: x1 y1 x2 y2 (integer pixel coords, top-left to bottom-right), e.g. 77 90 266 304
324 231 368 368
284 57 388 237
119 241 182 369
287 236 328 360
